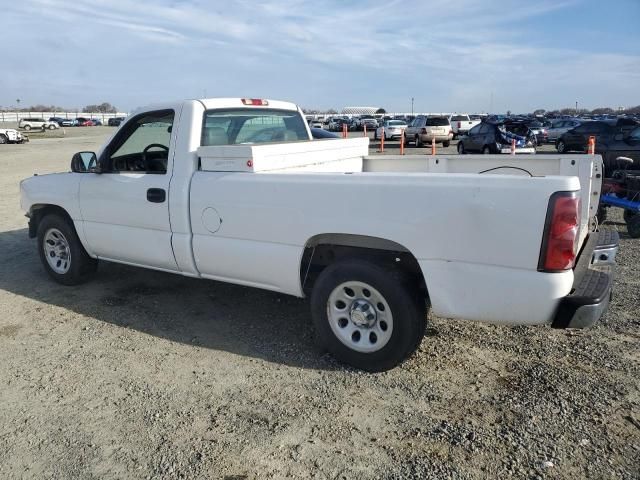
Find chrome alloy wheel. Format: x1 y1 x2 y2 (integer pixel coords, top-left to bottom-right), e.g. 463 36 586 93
327 281 393 353
43 228 71 274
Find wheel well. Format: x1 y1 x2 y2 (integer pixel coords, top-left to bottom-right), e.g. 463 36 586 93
28 204 73 238
300 234 427 298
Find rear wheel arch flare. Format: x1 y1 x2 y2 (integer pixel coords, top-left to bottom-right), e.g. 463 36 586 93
299 233 428 299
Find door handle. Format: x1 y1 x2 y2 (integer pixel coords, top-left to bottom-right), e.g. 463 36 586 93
147 188 166 203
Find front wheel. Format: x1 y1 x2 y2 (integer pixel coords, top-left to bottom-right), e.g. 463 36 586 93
311 260 427 372
24 125 31 131
443 141 450 148
482 145 492 154
37 214 97 285
0 134 7 144
415 135 422 148
457 141 465 154
48 124 56 130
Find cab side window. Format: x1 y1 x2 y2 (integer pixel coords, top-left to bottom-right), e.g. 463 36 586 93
102 110 174 174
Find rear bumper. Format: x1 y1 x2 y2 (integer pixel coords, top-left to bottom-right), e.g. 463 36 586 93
419 133 453 143
551 229 619 329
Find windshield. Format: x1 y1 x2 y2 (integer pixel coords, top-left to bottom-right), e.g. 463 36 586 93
201 108 309 145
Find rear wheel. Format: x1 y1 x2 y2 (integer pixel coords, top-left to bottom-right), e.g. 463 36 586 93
0 134 7 144
311 260 427 372
48 124 56 130
627 214 640 238
443 141 450 148
597 204 608 223
557 140 566 153
623 209 638 223
415 135 422 148
24 125 31 131
482 145 492 154
37 214 97 285
457 142 465 154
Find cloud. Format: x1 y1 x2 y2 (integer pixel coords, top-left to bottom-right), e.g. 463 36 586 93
1 0 638 112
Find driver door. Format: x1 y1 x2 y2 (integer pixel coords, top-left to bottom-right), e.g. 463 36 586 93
78 109 179 271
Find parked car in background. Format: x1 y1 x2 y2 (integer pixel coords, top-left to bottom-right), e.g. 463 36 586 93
556 121 615 153
108 116 126 127
374 120 407 140
404 116 453 147
547 119 581 143
457 121 536 154
598 126 640 172
48 117 65 126
523 119 548 144
449 114 481 138
328 118 355 132
361 118 378 131
90 118 103 126
74 118 94 127
0 127 26 144
307 119 323 129
605 117 640 136
18 118 58 130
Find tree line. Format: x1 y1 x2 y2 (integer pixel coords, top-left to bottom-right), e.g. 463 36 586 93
0 102 119 113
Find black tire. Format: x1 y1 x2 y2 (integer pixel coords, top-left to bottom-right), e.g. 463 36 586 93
24 124 31 131
37 214 97 285
482 145 492 154
311 259 427 372
48 124 56 130
457 141 465 154
623 209 638 223
627 214 640 238
0 134 7 144
597 204 607 223
557 140 566 153
373 132 377 140
443 141 450 148
415 135 422 148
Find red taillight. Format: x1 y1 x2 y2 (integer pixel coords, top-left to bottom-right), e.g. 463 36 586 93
538 193 580 272
241 98 268 106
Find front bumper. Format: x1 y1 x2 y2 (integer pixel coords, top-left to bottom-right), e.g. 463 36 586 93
551 229 619 328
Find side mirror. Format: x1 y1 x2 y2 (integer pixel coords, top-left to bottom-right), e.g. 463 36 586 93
71 151 99 173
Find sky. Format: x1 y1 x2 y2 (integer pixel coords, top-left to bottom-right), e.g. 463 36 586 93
1 0 639 113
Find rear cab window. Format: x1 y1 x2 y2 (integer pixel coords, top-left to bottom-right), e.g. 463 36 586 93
425 117 450 126
201 109 309 146
451 115 470 122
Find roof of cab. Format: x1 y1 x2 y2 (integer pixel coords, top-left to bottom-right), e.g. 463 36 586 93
198 98 299 111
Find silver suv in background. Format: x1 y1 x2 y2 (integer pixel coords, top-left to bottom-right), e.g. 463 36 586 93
18 118 59 130
404 115 453 147
546 119 581 143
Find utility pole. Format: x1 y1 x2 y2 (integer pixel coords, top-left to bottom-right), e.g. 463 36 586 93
411 97 414 116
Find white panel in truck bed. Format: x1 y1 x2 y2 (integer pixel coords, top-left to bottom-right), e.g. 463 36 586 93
197 137 369 172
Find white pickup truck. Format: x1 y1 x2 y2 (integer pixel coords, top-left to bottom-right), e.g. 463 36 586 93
449 114 481 138
20 97 618 371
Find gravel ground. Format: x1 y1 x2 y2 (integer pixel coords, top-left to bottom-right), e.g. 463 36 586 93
0 127 638 479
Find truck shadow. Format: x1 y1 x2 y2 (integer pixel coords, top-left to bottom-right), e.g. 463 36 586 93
0 228 335 371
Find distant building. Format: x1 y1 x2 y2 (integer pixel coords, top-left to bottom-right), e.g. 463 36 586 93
341 106 384 115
